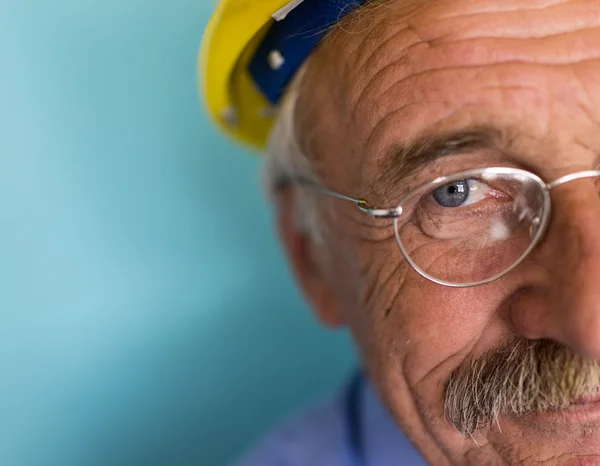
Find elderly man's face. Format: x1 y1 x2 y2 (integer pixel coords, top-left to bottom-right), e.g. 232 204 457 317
278 0 600 464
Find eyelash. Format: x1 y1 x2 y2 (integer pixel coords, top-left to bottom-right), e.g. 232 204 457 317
390 155 519 203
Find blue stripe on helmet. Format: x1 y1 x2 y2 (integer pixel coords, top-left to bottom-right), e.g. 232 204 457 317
248 0 367 105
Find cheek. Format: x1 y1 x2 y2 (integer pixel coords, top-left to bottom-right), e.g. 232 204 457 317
355 246 513 417
361 276 514 456
397 284 512 391
337 220 513 388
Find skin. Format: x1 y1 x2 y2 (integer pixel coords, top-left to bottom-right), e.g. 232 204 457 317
275 0 600 464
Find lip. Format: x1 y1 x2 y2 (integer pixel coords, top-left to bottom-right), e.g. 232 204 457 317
525 395 600 426
574 391 600 405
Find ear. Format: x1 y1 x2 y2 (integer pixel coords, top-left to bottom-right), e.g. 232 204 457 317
275 186 345 328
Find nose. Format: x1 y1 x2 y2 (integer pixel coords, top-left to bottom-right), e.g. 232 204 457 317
510 180 600 359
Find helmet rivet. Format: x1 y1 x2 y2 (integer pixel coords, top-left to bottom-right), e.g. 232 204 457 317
220 106 238 127
267 50 285 70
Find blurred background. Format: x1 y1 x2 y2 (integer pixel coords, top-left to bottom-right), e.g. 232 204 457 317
1 1 355 465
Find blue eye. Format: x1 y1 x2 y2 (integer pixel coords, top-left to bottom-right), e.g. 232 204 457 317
432 179 470 207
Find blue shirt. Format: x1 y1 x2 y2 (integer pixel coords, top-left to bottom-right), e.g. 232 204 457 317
234 375 427 466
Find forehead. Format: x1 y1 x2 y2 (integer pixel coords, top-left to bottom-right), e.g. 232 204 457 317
305 0 600 185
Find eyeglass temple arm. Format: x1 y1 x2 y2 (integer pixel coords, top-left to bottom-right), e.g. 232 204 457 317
279 176 402 219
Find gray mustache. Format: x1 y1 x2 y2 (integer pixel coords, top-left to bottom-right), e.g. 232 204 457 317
444 339 600 436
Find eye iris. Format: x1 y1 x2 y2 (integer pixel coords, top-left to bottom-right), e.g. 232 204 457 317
432 180 470 207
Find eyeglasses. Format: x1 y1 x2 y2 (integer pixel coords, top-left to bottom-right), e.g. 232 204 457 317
292 167 600 288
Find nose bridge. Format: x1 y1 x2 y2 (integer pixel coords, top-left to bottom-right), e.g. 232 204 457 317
536 178 600 356
547 176 600 283
549 196 598 281
543 170 600 260
540 172 600 265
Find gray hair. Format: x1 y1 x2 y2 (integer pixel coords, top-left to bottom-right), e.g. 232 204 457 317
261 3 378 241
261 64 324 241
445 338 600 437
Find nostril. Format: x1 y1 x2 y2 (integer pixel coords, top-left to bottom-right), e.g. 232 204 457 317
508 287 548 341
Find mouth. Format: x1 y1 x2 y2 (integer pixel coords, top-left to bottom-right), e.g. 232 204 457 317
525 388 600 426
573 389 600 406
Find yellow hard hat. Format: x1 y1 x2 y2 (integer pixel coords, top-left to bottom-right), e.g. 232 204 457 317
198 0 366 150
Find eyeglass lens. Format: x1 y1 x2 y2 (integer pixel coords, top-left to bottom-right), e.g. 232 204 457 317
394 170 549 286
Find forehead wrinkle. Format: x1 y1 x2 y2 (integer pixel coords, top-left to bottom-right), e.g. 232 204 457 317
355 60 600 165
334 0 395 68
431 0 569 18
359 62 578 147
348 38 432 126
303 0 600 196
346 24 415 109
294 2 421 182
356 28 600 109
315 1 427 124
343 1 600 127
350 32 600 138
412 0 600 42
569 63 600 128
343 1 429 75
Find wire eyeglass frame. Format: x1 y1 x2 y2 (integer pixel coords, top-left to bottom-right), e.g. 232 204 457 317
289 167 600 288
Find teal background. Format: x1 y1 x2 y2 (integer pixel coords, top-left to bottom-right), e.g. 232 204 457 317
1 1 355 465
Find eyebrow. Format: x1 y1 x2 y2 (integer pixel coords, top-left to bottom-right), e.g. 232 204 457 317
370 125 512 201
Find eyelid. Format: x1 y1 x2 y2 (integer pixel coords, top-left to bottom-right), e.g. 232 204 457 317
380 153 520 205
